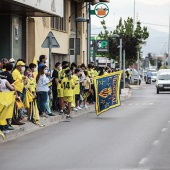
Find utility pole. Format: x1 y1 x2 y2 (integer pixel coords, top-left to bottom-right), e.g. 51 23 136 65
123 50 125 88
93 40 97 66
168 7 170 68
120 38 122 70
132 0 136 84
137 51 140 85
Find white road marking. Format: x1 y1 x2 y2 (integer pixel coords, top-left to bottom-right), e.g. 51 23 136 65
161 128 168 132
139 157 148 165
135 103 139 105
148 103 154 105
128 103 133 105
168 121 170 123
152 140 160 146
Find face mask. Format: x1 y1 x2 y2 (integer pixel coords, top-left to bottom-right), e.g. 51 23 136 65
34 68 37 72
44 70 48 74
11 63 15 67
45 59 48 63
59 66 62 70
21 67 25 72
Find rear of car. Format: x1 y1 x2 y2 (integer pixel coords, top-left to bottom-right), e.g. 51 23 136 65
156 72 170 94
151 72 157 82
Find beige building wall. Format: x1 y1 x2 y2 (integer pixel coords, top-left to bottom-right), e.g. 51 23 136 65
27 0 87 67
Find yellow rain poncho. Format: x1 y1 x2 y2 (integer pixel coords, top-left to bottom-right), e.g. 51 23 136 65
0 92 15 126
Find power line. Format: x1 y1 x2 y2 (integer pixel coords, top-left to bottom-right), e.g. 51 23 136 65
91 22 169 30
140 22 169 27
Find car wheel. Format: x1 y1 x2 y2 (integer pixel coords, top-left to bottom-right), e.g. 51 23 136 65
157 89 159 94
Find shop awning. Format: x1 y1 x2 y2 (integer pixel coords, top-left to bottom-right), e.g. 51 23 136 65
0 0 63 17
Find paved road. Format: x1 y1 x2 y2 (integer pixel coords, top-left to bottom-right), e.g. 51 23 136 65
0 82 170 170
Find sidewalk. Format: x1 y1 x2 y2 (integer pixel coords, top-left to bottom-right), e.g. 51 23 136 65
0 89 131 143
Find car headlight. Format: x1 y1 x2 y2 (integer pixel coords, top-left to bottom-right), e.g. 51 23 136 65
158 84 163 87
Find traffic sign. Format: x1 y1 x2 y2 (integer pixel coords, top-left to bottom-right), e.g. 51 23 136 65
41 31 60 71
42 31 60 48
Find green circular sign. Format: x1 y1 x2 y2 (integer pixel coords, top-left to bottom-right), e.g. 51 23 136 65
94 3 109 18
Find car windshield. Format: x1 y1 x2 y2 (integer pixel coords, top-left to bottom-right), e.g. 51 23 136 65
149 69 157 72
159 74 170 80
152 73 157 76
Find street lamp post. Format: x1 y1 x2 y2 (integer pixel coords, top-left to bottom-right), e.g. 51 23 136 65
112 34 125 88
123 49 126 88
137 50 140 85
75 17 90 65
168 7 170 68
112 34 122 70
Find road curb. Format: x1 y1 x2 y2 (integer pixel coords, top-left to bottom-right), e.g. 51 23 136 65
0 106 95 143
1 89 131 143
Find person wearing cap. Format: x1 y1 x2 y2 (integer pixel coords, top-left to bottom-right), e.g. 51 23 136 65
12 61 27 125
9 58 15 68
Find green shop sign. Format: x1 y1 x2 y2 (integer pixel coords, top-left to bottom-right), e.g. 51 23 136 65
96 40 109 52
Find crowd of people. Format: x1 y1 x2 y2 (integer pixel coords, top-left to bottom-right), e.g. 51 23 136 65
0 55 117 133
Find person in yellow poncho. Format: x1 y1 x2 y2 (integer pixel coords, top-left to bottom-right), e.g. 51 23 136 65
24 67 43 126
0 78 19 133
12 61 27 125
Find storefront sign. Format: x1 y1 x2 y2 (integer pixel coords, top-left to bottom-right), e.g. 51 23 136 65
96 40 109 52
13 0 63 17
91 3 109 18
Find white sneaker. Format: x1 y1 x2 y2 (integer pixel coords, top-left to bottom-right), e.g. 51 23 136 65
79 104 84 108
84 105 88 109
76 106 82 110
72 107 78 111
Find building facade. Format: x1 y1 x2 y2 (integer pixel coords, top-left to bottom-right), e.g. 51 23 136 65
0 0 110 68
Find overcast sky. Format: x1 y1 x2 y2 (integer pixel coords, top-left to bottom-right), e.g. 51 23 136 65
91 0 170 33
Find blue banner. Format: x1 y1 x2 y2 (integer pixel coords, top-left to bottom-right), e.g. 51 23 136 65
94 71 123 115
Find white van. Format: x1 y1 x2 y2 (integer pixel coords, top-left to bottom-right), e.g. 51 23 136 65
156 71 170 94
156 69 170 79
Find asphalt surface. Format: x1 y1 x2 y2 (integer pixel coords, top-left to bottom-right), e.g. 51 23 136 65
0 82 170 170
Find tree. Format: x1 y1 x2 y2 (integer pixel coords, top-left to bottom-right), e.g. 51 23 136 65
98 17 149 66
